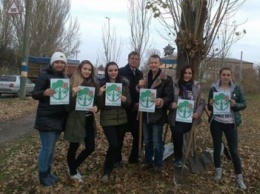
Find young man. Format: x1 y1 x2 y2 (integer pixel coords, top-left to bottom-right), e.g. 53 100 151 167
138 54 173 170
119 51 143 163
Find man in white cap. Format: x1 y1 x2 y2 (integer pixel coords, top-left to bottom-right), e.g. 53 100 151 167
32 51 68 186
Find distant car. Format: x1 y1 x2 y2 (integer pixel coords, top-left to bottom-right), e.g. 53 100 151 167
0 75 35 96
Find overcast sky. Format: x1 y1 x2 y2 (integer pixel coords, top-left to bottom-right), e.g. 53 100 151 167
70 0 260 67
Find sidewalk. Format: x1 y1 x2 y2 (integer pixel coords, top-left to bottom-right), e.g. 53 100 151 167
0 113 36 147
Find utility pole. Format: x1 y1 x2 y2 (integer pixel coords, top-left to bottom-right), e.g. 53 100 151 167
239 51 243 83
20 0 32 99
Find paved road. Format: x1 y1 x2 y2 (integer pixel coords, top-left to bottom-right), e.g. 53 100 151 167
0 113 36 147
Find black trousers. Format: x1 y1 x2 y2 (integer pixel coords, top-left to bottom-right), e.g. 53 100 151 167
210 120 242 174
102 124 125 174
171 122 192 160
126 111 140 160
67 116 95 175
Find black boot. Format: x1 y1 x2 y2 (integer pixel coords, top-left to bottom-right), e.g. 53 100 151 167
39 171 55 186
47 167 58 183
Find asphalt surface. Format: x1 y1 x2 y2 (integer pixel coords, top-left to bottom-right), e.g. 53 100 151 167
0 113 36 147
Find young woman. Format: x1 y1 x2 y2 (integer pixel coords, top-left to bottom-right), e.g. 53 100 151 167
208 67 247 190
168 65 205 168
32 51 68 186
96 61 131 182
64 60 99 183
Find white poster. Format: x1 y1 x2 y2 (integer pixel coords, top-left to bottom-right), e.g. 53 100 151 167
75 86 95 111
176 99 194 123
213 92 231 115
50 78 70 105
138 89 156 113
105 83 122 106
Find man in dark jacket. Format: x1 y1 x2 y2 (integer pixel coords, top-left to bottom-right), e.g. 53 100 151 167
119 51 143 163
138 54 173 170
32 51 68 186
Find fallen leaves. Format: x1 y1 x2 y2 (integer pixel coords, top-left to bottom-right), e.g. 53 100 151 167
0 97 37 122
0 95 260 193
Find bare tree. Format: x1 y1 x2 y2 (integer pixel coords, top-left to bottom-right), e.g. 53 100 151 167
0 0 20 73
3 0 80 63
199 16 246 80
146 0 246 79
29 0 80 58
128 0 152 64
99 17 122 65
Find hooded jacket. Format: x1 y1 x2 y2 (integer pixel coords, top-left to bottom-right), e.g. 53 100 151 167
32 66 68 132
207 80 247 127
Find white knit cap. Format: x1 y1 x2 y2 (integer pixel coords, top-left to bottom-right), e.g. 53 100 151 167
50 52 67 65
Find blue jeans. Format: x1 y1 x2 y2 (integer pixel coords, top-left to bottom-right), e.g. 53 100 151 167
143 122 164 167
38 131 61 174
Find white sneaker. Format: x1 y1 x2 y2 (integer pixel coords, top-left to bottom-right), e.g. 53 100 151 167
70 172 83 182
236 174 247 190
67 168 83 181
102 174 109 182
213 168 223 181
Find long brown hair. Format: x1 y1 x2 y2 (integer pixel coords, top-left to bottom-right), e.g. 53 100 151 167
178 65 194 87
70 60 98 88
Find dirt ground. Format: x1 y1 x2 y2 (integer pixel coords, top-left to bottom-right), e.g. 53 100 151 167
0 97 37 147
0 113 35 146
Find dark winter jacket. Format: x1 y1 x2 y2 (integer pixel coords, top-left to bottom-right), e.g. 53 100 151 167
96 77 131 127
168 79 205 127
207 80 247 127
119 64 143 108
140 70 173 124
32 66 68 132
64 82 99 143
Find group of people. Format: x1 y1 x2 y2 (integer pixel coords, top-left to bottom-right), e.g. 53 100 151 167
32 51 247 190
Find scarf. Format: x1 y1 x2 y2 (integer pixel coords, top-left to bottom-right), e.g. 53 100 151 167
180 81 193 100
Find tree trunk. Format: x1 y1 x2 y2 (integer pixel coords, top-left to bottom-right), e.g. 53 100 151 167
176 0 207 80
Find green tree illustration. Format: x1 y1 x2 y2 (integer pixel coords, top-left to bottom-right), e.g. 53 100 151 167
140 90 155 108
106 84 121 102
214 93 229 110
177 101 193 118
52 80 69 100
77 88 94 106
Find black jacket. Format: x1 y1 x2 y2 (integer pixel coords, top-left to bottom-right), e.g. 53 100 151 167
119 64 143 108
32 66 68 132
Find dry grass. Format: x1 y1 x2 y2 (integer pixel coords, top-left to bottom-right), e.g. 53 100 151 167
0 97 38 122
